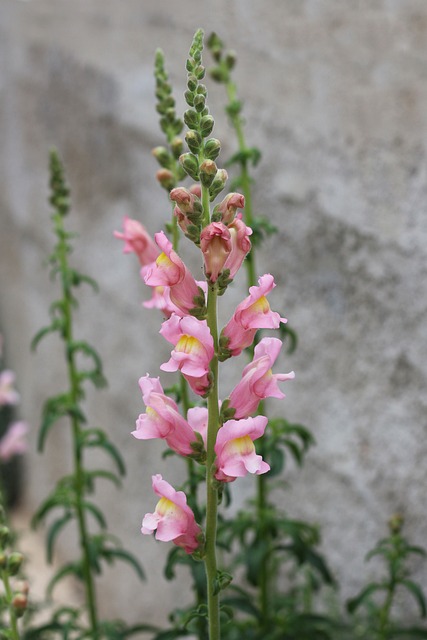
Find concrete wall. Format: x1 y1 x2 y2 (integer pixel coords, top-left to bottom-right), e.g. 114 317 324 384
1 0 427 627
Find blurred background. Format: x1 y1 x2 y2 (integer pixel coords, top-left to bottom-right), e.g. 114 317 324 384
1 0 426 627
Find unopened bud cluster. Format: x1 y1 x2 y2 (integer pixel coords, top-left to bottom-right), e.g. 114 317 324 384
153 49 186 190
207 32 237 84
179 29 228 204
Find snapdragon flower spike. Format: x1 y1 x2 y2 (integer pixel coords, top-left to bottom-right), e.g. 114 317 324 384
141 474 202 554
221 274 287 356
200 222 232 282
0 370 20 406
132 375 201 456
228 337 295 418
214 415 270 482
144 231 201 316
114 217 159 267
160 314 214 395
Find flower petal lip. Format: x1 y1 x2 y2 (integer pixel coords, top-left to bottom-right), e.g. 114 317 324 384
214 416 270 482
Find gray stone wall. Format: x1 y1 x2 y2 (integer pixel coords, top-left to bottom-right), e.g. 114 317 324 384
1 0 427 626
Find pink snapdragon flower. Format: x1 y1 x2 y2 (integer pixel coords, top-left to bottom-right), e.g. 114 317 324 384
222 274 287 356
141 474 202 554
214 416 270 482
160 314 214 395
228 337 295 418
0 371 20 406
144 232 200 315
215 192 245 225
200 222 232 282
114 217 159 267
0 422 28 461
223 214 252 279
132 376 200 456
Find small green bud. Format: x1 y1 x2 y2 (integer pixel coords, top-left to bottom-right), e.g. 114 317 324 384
7 552 24 576
185 130 202 155
156 169 175 191
0 526 10 546
194 65 205 80
179 153 199 181
389 513 404 534
209 169 228 201
152 146 171 169
194 94 206 113
170 137 184 159
187 75 198 92
200 115 214 138
197 84 207 96
204 138 221 161
183 109 199 130
184 90 194 106
209 67 227 83
0 553 7 568
199 160 218 188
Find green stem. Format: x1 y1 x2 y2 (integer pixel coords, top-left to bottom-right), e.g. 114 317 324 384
2 570 20 640
205 275 221 640
56 214 99 637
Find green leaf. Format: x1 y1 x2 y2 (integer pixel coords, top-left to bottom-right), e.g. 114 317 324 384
46 512 73 563
100 547 145 580
47 562 82 597
83 501 107 529
31 322 62 350
401 579 427 618
81 428 126 476
86 469 122 490
347 582 386 614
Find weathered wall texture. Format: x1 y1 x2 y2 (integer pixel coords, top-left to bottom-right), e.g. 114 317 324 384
1 0 427 626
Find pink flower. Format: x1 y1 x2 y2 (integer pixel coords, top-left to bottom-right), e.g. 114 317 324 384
160 314 214 396
0 371 20 406
228 337 295 418
223 214 252 279
144 232 200 315
0 422 28 461
114 217 159 266
200 222 232 282
222 274 287 356
132 376 200 456
215 192 245 225
141 475 202 554
214 416 270 482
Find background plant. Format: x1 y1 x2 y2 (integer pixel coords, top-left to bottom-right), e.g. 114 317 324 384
30 151 147 640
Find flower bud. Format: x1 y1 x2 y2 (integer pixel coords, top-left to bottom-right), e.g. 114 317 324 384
0 526 9 546
179 153 199 181
184 90 194 106
199 160 218 188
185 130 202 155
200 115 214 138
184 109 199 130
0 552 6 568
152 146 171 169
204 138 221 161
189 184 202 198
225 51 237 70
209 169 228 201
7 552 23 576
14 580 29 595
170 137 184 159
12 593 27 617
200 222 232 282
214 192 245 225
194 94 206 113
187 75 198 92
156 169 175 191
